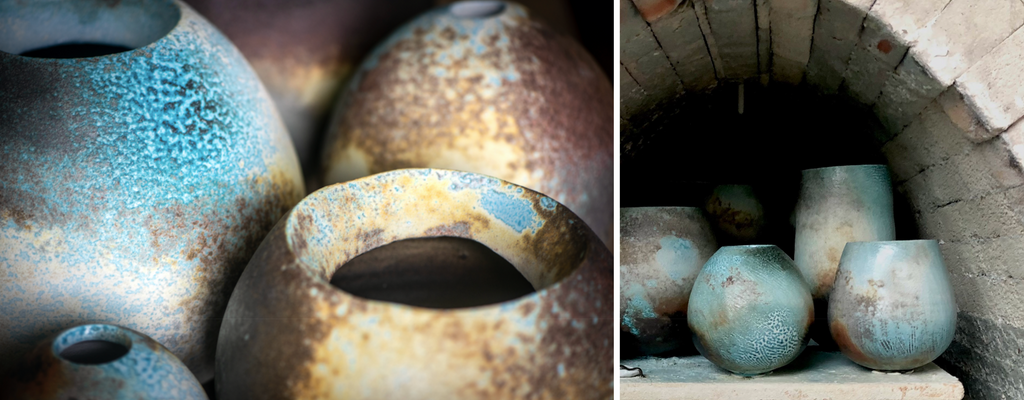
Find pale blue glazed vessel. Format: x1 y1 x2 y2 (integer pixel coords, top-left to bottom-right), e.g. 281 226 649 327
1 324 207 399
794 164 895 346
830 240 957 371
0 0 305 382
688 245 814 376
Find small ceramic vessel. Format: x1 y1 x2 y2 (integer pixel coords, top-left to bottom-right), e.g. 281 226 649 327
829 240 957 371
688 245 813 376
620 207 718 356
2 324 207 400
704 184 765 243
216 169 613 399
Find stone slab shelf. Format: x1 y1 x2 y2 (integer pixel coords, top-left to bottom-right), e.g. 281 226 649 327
621 348 964 399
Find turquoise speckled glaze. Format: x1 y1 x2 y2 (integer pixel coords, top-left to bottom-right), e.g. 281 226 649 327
216 169 613 399
688 245 814 376
0 0 305 382
619 207 718 356
794 164 894 347
2 324 207 399
830 240 957 371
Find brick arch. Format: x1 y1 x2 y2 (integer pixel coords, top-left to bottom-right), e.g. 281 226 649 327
621 0 1024 397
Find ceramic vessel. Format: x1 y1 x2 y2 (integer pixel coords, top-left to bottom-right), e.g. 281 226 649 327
2 324 207 400
319 1 613 246
688 245 813 376
704 184 765 243
620 207 718 356
829 240 957 371
184 0 435 179
0 0 305 382
216 169 613 399
794 165 894 345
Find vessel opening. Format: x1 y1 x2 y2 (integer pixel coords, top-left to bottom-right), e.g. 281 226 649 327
450 1 506 19
330 236 535 309
54 325 133 365
0 0 180 57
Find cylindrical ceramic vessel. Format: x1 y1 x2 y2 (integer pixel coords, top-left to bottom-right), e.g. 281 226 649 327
688 245 813 376
2 324 207 400
620 207 718 356
794 165 894 345
0 0 305 381
320 1 613 246
216 169 613 399
829 240 957 371
184 0 435 178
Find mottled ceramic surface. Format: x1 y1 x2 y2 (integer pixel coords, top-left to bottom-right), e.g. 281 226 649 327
0 0 304 381
830 240 957 371
688 245 813 376
216 169 613 399
794 165 895 299
184 0 435 177
320 1 613 246
620 207 718 356
2 324 207 400
704 184 764 243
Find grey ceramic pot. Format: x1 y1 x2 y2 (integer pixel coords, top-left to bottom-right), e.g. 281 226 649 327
1 324 207 400
688 245 813 376
319 1 613 246
794 164 895 346
620 207 718 356
830 240 957 371
0 0 304 381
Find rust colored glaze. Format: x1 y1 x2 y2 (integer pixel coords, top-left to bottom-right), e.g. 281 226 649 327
830 320 873 367
321 3 613 247
619 207 718 356
216 169 612 399
185 0 435 176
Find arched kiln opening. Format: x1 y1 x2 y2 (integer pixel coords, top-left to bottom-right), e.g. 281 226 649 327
621 0 1024 397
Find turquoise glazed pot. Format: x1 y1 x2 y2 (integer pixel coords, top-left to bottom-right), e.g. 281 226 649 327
1 324 207 400
830 240 957 371
216 169 613 399
620 207 718 356
0 0 305 382
320 1 614 246
688 245 813 376
794 165 894 346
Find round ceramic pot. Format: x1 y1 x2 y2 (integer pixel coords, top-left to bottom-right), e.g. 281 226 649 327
688 245 813 376
184 0 435 179
829 240 957 371
704 184 765 243
0 0 305 382
216 169 613 399
794 164 894 346
620 207 718 356
319 1 613 246
2 324 207 400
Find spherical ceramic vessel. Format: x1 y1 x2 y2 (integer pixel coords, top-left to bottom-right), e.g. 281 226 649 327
319 1 613 246
704 184 765 243
688 245 813 376
0 0 304 382
216 169 613 399
620 207 718 356
794 165 894 345
2 324 207 400
184 0 435 176
829 240 957 371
